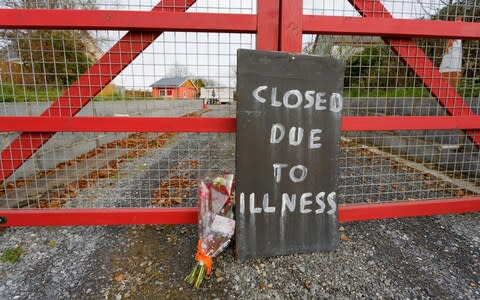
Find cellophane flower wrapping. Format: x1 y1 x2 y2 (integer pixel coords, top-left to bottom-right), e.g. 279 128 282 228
184 174 235 288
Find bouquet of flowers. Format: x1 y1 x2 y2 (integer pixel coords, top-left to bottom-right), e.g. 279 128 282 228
184 174 235 288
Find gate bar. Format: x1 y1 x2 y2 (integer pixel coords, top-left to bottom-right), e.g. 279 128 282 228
280 0 302 52
338 197 480 222
256 0 280 51
0 208 199 227
1 197 478 227
1 116 480 132
2 9 479 40
303 15 480 39
0 9 256 33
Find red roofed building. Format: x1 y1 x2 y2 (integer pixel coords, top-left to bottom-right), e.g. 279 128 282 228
150 77 198 99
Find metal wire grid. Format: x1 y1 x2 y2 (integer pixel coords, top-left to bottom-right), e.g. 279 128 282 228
339 133 480 203
304 0 480 21
3 129 477 208
0 0 252 209
0 0 257 13
111 31 250 103
339 131 480 204
304 0 360 17
302 34 480 115
0 29 252 112
302 0 480 203
381 0 480 21
302 23 480 202
0 130 236 209
0 0 479 210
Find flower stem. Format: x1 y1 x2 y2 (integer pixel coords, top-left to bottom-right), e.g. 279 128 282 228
184 263 199 285
194 264 206 289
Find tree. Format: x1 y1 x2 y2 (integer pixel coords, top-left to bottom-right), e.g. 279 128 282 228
0 0 97 86
305 35 360 61
166 63 190 77
419 0 480 79
305 35 421 91
193 79 205 89
9 30 92 86
307 0 479 94
430 0 480 22
343 44 422 90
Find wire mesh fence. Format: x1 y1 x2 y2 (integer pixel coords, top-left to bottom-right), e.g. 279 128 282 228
0 29 252 109
0 0 478 212
303 35 479 111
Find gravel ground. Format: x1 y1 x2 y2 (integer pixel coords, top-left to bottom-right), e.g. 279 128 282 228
1 212 478 299
0 107 479 299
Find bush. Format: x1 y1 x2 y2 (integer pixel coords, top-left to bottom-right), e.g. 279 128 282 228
344 87 431 98
0 83 60 102
1 246 24 264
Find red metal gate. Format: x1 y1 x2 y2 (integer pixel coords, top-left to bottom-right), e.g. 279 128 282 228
0 0 479 227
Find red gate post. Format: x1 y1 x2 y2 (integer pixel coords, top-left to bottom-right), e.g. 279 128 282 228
279 0 303 52
256 0 281 51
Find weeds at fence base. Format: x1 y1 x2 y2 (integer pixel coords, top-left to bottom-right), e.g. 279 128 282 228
1 246 24 264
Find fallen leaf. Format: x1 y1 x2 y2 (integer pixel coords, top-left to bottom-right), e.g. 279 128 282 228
97 170 109 179
340 234 349 241
114 273 125 282
304 280 311 289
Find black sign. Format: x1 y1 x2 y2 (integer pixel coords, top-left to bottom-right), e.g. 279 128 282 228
235 49 344 261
